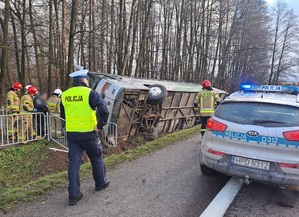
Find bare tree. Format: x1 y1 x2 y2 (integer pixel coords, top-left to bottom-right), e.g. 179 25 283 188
269 0 298 84
67 0 78 87
0 0 10 99
1 0 299 105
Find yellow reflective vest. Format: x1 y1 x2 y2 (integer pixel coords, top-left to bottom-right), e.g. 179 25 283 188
62 86 97 132
6 90 21 113
20 94 34 113
47 95 61 114
195 90 220 117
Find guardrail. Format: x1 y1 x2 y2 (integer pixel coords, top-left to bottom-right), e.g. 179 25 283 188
0 110 118 149
0 112 47 148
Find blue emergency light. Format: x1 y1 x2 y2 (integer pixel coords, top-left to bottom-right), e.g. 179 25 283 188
240 84 252 89
240 84 299 94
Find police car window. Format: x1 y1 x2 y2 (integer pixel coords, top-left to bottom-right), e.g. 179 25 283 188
215 102 299 127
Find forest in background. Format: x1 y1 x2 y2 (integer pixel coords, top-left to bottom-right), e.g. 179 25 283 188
0 0 299 104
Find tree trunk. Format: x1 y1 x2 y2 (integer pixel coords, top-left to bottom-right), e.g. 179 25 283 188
54 0 61 86
20 0 27 86
268 11 280 84
29 0 42 89
10 9 21 80
100 0 106 72
0 0 10 99
61 0 67 88
48 0 53 95
67 0 78 86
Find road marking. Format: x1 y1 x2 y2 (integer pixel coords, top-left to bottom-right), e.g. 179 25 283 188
200 177 243 217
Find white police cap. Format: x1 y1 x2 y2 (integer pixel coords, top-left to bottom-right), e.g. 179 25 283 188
69 65 89 78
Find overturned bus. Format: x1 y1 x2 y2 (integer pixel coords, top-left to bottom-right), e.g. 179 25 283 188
88 73 227 146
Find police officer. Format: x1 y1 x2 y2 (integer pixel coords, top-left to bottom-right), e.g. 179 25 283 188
194 80 220 136
6 82 23 139
61 68 109 205
19 86 38 142
47 89 62 114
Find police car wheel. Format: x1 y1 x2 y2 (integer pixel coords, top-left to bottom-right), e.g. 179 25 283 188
200 164 215 176
147 84 167 105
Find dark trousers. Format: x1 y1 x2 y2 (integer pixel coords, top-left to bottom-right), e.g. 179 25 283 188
200 116 211 136
68 137 107 198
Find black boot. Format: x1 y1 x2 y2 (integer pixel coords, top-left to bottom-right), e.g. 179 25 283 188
69 192 83 205
95 179 110 191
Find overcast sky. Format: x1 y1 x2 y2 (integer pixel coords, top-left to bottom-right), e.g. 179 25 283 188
266 0 299 15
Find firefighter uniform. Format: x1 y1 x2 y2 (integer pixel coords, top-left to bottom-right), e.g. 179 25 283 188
6 90 21 137
47 95 61 114
194 82 220 136
19 94 36 141
47 94 62 138
61 68 109 205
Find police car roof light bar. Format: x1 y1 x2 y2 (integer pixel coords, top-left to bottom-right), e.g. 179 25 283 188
241 84 251 89
240 84 299 94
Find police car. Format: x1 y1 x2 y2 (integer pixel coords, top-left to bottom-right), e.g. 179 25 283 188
199 84 299 186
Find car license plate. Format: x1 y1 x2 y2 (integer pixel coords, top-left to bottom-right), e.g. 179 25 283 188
232 156 270 171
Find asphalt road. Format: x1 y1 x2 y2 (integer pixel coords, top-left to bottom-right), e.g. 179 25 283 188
5 135 228 217
4 134 299 217
225 183 299 217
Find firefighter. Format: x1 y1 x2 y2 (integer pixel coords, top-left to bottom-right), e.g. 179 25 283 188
6 82 23 139
47 89 62 114
47 89 63 138
61 67 109 205
19 86 38 142
194 80 220 136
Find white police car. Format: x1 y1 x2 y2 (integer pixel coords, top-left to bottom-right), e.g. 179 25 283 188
199 85 299 186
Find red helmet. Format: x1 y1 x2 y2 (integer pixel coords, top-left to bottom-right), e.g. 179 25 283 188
202 80 212 89
28 86 38 95
12 82 23 90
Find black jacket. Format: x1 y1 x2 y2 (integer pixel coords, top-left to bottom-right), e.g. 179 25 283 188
33 95 49 114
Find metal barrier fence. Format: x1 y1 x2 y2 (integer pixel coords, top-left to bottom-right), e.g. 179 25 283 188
0 107 6 135
48 113 118 149
1 110 118 149
0 112 47 148
48 114 68 150
1 106 6 115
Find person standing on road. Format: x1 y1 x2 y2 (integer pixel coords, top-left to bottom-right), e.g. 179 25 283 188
6 82 23 139
194 80 220 136
61 68 110 205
